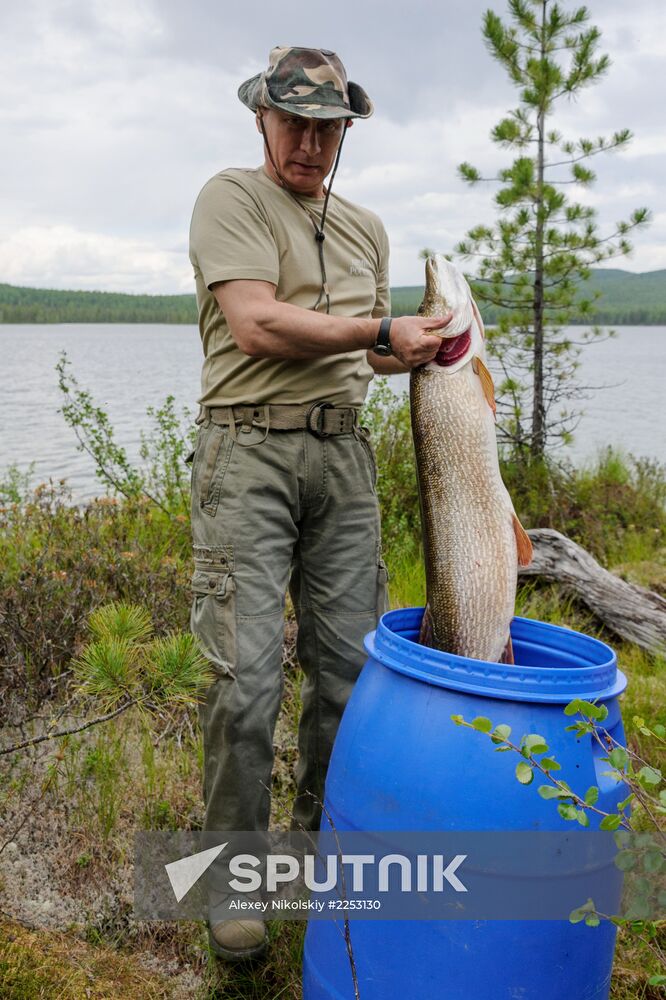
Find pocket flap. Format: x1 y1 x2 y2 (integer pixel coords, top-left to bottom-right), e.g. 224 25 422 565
191 568 234 599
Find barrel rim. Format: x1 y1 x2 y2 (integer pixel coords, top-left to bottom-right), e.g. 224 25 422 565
366 607 626 704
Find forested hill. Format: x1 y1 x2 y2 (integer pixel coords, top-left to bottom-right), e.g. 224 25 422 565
391 268 666 325
1 268 665 324
0 284 196 324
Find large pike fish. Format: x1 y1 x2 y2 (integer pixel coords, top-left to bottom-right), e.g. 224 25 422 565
411 255 533 663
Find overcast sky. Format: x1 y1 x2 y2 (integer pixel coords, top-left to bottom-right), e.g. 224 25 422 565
1 0 664 294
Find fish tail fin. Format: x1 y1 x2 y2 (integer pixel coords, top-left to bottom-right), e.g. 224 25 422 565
500 635 515 665
472 355 496 416
419 603 435 647
512 513 533 567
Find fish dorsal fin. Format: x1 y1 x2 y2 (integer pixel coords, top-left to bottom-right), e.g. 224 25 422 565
472 355 496 416
512 513 533 567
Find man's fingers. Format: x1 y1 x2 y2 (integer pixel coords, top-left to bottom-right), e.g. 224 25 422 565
423 313 453 330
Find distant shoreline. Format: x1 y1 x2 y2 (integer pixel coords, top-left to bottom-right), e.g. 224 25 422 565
2 267 666 325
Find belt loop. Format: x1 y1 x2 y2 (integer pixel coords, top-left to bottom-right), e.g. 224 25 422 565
240 407 254 435
237 404 270 448
194 403 210 427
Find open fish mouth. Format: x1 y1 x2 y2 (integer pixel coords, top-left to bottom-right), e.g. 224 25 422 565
433 328 472 366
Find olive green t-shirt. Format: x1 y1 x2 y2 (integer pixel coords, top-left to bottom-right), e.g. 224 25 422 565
189 166 390 407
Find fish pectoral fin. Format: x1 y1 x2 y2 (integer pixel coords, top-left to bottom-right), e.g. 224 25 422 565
512 513 534 567
472 355 496 416
499 635 515 665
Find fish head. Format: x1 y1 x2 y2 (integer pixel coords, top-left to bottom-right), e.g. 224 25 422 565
417 257 450 318
418 255 480 371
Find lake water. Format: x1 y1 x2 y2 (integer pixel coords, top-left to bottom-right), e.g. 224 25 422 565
1 323 664 500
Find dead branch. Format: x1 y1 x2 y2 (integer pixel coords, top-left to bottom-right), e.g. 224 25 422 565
520 529 666 654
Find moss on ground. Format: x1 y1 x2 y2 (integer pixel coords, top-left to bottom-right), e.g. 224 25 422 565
0 916 176 999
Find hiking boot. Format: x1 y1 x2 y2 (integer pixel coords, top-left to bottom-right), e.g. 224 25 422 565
208 917 268 961
207 884 268 962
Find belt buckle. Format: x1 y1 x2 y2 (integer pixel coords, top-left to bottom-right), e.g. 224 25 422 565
306 401 333 438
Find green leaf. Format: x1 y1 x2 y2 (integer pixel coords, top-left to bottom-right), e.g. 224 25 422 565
570 898 596 923
564 699 607 720
450 714 465 725
584 786 599 806
642 849 664 874
600 814 622 831
632 715 653 737
636 766 662 787
516 762 534 785
490 723 512 745
584 913 600 927
648 976 666 987
614 851 637 872
538 785 564 800
472 716 493 733
558 803 578 821
576 810 590 827
521 734 549 755
608 748 629 770
540 757 561 771
565 721 594 735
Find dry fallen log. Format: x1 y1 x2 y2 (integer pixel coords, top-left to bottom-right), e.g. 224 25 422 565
519 529 666 654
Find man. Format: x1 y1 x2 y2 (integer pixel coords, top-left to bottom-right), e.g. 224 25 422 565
189 46 450 960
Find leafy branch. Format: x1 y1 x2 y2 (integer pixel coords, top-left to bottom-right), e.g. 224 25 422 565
452 699 666 982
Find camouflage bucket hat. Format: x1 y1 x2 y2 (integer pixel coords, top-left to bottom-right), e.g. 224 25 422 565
238 46 373 120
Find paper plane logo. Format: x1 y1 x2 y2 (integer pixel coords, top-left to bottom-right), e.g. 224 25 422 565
165 842 227 902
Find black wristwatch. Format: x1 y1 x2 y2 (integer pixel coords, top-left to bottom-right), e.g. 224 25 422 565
373 317 393 356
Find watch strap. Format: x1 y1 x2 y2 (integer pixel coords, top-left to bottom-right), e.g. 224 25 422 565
373 317 393 354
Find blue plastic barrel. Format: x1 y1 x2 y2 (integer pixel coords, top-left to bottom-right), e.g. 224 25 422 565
303 608 628 1000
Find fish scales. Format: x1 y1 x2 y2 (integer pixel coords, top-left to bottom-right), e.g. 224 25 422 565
410 255 532 662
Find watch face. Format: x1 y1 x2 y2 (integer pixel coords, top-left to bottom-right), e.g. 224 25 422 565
373 344 392 356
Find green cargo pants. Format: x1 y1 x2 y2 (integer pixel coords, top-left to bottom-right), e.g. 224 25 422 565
190 408 389 835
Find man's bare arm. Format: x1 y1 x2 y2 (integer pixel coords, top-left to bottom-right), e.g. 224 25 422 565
366 351 409 375
212 279 451 370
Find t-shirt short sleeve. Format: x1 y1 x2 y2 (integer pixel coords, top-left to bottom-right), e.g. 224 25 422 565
372 223 391 319
189 172 280 289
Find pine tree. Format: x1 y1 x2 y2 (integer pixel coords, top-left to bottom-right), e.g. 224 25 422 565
456 0 650 462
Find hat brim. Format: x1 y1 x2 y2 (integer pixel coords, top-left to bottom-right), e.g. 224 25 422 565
238 74 373 119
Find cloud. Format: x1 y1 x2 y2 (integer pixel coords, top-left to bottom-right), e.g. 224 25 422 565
0 0 664 291
0 225 191 293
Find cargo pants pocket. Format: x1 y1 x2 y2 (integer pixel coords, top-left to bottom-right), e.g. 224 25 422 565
193 424 235 517
355 425 378 492
190 565 237 677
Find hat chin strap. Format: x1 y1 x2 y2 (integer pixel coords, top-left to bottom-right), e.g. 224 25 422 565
257 113 349 314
